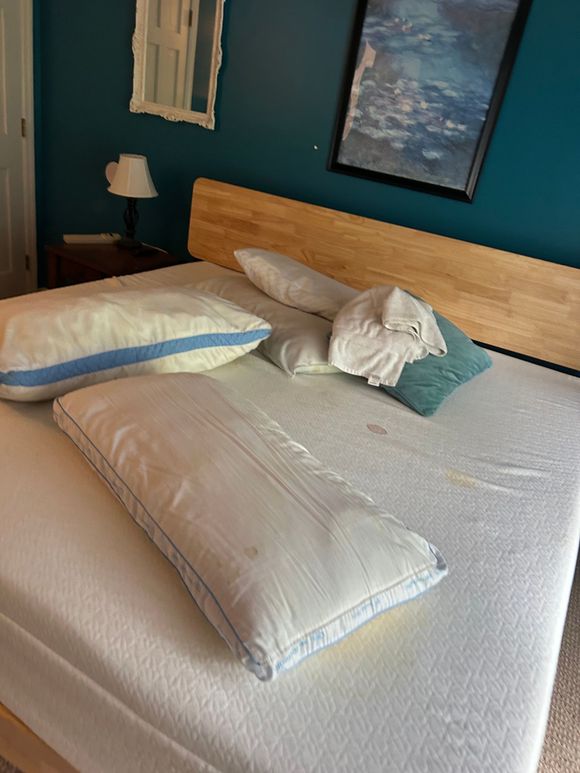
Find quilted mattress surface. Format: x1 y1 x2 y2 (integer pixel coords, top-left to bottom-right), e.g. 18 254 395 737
0 263 579 773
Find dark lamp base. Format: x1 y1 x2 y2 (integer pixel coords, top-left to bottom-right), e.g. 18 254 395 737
117 237 142 251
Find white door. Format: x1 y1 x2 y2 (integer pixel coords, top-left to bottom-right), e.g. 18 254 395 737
145 0 199 110
0 0 35 300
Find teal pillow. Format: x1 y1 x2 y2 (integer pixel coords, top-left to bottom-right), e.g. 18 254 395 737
382 312 492 416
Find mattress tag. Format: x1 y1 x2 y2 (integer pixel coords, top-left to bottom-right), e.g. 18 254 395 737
367 375 381 387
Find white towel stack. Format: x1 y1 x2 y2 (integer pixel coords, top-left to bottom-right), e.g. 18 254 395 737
329 286 447 386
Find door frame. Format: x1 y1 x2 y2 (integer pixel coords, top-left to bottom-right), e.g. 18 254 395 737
21 0 36 292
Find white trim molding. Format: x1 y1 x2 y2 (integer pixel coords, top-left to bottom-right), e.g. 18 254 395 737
22 0 37 291
130 0 225 130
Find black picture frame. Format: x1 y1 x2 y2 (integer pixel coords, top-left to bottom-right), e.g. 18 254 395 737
329 0 533 202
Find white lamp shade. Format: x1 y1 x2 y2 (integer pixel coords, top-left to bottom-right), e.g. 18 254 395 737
106 154 158 199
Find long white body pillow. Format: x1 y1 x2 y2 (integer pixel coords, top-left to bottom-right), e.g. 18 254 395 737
54 372 447 681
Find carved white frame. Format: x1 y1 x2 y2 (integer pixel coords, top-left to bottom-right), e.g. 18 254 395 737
130 0 225 129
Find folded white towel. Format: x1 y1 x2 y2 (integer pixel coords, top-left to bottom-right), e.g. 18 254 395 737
329 286 447 387
382 286 447 358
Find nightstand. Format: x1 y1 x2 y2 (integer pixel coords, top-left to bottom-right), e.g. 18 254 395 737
45 243 185 289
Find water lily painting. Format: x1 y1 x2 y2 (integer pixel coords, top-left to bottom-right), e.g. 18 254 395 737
330 0 532 200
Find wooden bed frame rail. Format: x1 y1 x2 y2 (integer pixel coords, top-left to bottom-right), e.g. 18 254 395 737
0 702 75 772
188 178 580 371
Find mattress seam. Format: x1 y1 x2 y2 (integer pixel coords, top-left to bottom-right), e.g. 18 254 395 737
0 609 223 773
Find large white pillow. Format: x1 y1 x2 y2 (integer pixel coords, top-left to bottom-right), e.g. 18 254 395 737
54 372 447 681
235 248 358 321
197 273 339 375
0 287 270 401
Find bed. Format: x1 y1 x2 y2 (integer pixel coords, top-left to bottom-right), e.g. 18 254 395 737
0 179 579 773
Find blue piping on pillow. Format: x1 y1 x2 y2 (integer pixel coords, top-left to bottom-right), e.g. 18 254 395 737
0 329 271 387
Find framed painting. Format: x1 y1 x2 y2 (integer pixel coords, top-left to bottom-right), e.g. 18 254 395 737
329 0 533 201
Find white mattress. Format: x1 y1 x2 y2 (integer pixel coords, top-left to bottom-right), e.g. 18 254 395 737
1 263 579 773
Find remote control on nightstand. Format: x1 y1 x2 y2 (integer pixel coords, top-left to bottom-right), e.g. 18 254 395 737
63 233 121 244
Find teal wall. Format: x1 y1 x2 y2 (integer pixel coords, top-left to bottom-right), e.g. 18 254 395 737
35 0 580 274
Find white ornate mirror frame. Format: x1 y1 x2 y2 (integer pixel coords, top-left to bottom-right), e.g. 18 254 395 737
130 0 225 129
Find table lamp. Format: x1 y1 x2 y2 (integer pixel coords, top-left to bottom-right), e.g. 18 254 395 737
105 154 158 249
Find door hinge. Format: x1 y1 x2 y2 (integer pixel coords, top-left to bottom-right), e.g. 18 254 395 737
21 118 26 138
25 254 31 271
188 8 193 27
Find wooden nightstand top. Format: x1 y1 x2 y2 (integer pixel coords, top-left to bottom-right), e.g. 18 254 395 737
46 243 188 289
47 243 183 274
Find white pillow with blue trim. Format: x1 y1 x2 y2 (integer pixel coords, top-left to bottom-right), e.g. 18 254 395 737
54 371 447 680
0 287 271 401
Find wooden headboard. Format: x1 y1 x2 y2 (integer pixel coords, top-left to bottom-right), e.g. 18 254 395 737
188 178 580 371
